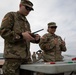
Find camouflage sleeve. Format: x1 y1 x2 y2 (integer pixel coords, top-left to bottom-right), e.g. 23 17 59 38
39 34 56 51
60 42 67 51
59 36 67 52
60 45 67 51
0 12 23 43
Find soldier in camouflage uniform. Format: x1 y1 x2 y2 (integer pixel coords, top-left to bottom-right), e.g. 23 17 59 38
0 0 40 75
36 50 43 61
32 52 37 63
39 22 67 75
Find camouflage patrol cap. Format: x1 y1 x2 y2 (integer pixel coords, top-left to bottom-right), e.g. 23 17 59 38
21 0 34 10
48 22 57 28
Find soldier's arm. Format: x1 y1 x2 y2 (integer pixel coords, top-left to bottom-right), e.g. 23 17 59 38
59 37 67 52
0 12 23 43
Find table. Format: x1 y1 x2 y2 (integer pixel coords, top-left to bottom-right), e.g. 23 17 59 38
21 61 76 74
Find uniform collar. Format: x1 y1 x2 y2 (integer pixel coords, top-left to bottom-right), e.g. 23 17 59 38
17 11 26 21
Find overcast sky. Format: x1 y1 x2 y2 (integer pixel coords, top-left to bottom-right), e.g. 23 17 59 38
0 0 76 55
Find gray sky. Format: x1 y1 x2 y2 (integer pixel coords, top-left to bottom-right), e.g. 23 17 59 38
0 0 76 55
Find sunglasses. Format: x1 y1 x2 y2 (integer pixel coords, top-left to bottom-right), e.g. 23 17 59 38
48 26 57 29
25 6 32 11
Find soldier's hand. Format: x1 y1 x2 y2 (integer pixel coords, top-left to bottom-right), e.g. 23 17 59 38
61 40 66 46
34 34 40 41
53 38 58 45
22 31 35 41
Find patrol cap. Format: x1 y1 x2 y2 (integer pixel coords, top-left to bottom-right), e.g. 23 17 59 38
21 0 34 10
48 22 57 28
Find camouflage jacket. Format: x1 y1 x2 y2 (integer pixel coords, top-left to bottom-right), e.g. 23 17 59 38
0 11 32 60
39 33 67 62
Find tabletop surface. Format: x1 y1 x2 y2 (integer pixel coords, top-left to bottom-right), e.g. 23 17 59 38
21 61 76 74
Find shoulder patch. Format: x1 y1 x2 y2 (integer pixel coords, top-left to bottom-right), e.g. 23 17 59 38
2 17 8 22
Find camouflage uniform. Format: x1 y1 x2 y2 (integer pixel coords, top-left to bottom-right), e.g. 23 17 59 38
39 33 66 62
0 0 37 75
39 22 66 62
39 22 67 75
